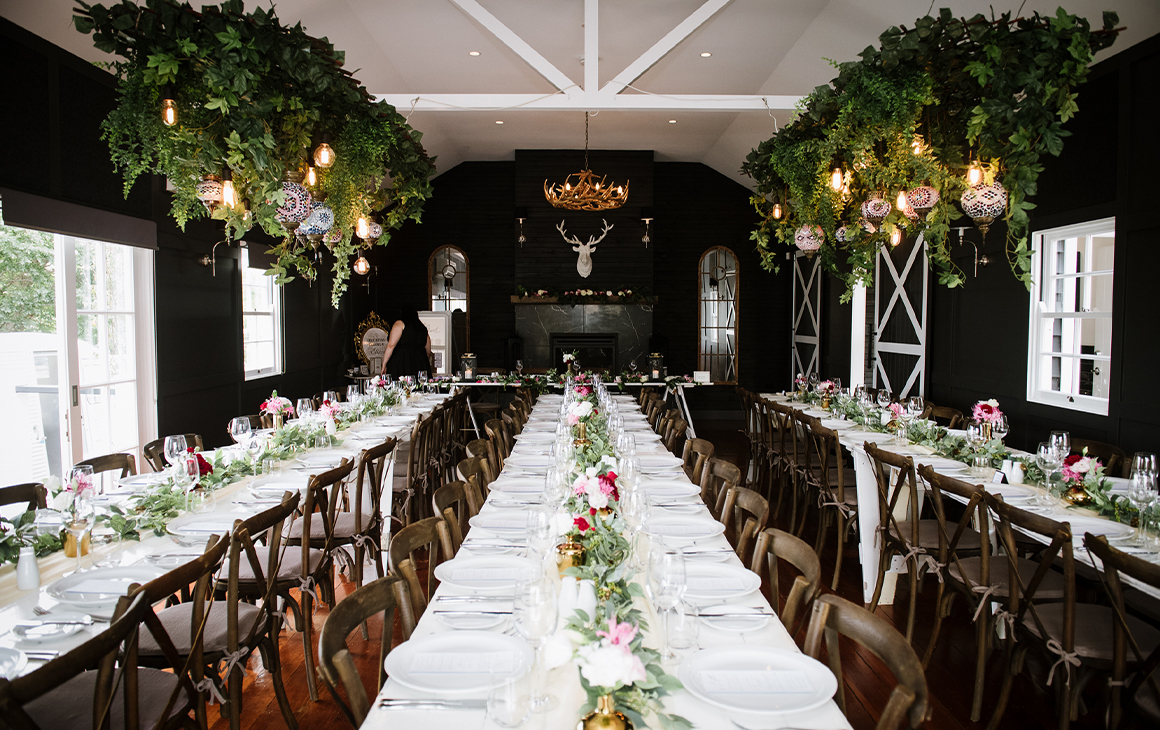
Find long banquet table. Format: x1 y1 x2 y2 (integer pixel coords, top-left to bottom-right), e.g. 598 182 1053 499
361 393 851 730
0 392 451 668
760 393 1159 604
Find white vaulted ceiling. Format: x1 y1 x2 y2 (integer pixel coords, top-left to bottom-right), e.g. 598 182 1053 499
4 0 1158 188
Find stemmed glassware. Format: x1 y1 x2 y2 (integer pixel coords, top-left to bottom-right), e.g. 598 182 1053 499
648 547 687 663
629 360 638 376
164 434 188 468
808 372 820 393
992 414 1010 442
876 389 892 410
526 504 555 565
543 467 570 511
296 399 314 425
1050 431 1071 461
515 360 524 377
179 452 203 511
513 580 559 712
64 465 95 574
1130 453 1159 545
858 390 874 426
417 371 429 392
1036 441 1063 506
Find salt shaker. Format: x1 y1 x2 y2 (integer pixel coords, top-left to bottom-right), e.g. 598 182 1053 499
16 547 40 591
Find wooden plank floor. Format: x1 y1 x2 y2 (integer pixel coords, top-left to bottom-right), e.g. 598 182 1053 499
209 419 1095 730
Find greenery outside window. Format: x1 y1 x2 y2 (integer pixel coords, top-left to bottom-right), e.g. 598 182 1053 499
1026 218 1115 415
241 247 283 379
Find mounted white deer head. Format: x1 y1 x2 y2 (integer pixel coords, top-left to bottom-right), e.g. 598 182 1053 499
556 219 613 278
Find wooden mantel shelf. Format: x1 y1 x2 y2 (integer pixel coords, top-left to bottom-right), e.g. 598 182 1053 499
510 296 657 305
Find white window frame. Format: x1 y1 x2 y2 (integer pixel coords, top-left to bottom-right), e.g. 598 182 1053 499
1026 217 1115 416
240 247 283 380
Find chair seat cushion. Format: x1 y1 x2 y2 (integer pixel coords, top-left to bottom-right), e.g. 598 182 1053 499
23 668 191 729
287 513 369 540
947 556 1066 600
138 601 263 656
1021 602 1160 663
890 519 981 551
235 547 324 583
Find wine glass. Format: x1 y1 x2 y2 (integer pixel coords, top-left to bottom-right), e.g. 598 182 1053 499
296 399 314 425
164 434 188 467
347 384 361 403
617 432 637 460
1036 441 1063 504
1132 453 1158 483
648 547 687 662
246 433 265 467
228 417 251 445
515 359 524 377
526 504 554 564
417 371 429 392
179 453 201 511
833 377 843 392
1050 431 1071 461
992 414 1010 442
513 580 559 712
544 468 570 510
858 391 874 425
324 390 340 404
876 389 892 409
808 372 820 392
629 359 638 376
64 493 94 575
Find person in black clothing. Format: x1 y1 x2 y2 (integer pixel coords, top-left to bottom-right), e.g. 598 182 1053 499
381 305 433 378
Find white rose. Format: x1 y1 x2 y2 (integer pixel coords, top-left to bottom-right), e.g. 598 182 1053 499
570 401 594 418
51 490 74 511
880 411 891 426
986 399 999 407
577 644 644 689
552 512 575 537
587 488 609 511
585 466 599 478
542 632 576 670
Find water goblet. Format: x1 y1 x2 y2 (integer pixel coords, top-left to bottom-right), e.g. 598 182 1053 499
417 371 429 392
807 372 820 391
1050 431 1071 461
876 389 892 409
526 504 554 564
228 417 252 447
296 399 313 422
648 547 687 662
164 434 188 467
513 580 559 712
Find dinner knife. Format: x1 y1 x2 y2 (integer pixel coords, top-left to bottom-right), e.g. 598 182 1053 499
16 616 95 627
431 609 512 616
378 698 487 710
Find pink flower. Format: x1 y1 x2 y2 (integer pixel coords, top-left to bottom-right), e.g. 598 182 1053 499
972 399 1002 424
596 618 638 646
888 402 903 418
568 413 580 426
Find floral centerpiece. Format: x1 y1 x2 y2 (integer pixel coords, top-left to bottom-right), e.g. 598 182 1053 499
317 399 342 436
971 399 1003 438
1059 448 1118 510
564 350 578 374
51 470 95 522
260 390 295 429
187 447 214 477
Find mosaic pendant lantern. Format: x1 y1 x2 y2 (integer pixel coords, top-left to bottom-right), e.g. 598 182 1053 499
299 203 334 248
794 224 824 256
961 183 1008 236
275 172 313 232
898 195 919 222
905 185 940 216
860 192 891 229
323 227 343 246
366 221 384 243
196 175 223 213
835 225 854 243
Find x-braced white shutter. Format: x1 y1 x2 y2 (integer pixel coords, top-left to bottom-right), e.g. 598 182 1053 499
792 252 821 378
873 235 928 398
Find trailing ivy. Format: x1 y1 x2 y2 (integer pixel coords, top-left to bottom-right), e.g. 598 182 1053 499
74 0 436 306
742 7 1120 298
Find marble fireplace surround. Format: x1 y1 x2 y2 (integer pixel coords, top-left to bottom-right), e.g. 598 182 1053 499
514 302 653 371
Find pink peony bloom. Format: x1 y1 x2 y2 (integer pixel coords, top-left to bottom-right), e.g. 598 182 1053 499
596 618 638 646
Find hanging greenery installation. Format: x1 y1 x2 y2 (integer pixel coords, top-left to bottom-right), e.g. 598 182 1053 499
741 7 1121 298
74 0 437 306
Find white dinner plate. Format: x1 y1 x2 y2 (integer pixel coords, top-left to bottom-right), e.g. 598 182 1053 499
683 563 762 605
434 611 507 630
112 472 169 493
641 480 700 500
491 477 544 494
12 609 92 643
505 454 553 468
623 423 654 432
168 512 253 538
374 416 415 426
46 565 166 607
1066 516 1133 542
514 432 555 443
678 645 838 715
646 515 725 543
347 427 397 441
250 473 311 497
296 449 356 468
638 454 682 468
0 647 28 679
383 631 534 695
988 484 1036 502
699 605 771 633
468 512 533 534
433 555 539 594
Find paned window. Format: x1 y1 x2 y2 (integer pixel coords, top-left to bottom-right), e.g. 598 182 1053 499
1027 218 1115 415
698 247 738 383
241 247 282 379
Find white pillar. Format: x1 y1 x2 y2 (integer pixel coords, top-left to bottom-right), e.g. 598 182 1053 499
848 283 867 387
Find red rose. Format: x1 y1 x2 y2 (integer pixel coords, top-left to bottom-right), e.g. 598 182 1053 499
187 447 214 476
1062 454 1082 468
574 517 590 532
589 507 597 515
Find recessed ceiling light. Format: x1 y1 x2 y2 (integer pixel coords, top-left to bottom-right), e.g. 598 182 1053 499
668 119 677 124
469 51 481 56
495 120 504 124
700 52 712 58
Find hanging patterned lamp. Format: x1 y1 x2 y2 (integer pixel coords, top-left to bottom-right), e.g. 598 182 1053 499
905 184 940 217
275 172 313 232
324 227 343 246
860 192 891 229
961 182 1008 236
366 221 383 243
835 225 854 243
196 175 223 213
794 224 824 255
299 203 334 247
897 191 919 222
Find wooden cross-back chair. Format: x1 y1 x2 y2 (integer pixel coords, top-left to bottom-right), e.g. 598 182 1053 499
764 400 794 525
318 575 410 728
214 493 301 729
919 402 964 430
807 418 859 590
388 516 454 640
0 482 47 511
805 593 931 730
1083 534 1160 730
463 441 498 487
484 418 513 465
432 480 480 554
1070 438 1129 478
784 408 819 536
662 418 688 454
76 451 137 479
750 527 821 637
699 457 741 521
0 592 200 730
865 441 980 643
719 485 770 563
403 414 438 524
143 435 205 472
681 438 714 485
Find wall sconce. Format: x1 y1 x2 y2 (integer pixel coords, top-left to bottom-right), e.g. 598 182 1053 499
640 207 653 248
515 206 528 247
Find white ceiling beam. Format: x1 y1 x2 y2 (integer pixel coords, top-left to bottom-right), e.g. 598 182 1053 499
448 0 576 92
584 0 599 93
377 92 800 112
602 0 732 95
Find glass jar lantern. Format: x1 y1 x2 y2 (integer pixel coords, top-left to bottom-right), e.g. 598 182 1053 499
648 353 664 381
460 353 477 380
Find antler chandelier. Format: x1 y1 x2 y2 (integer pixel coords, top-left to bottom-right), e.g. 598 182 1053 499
544 112 629 211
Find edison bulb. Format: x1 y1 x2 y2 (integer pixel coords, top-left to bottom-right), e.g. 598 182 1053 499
314 141 335 169
356 217 369 239
353 255 370 276
830 166 843 192
772 203 782 220
896 191 908 209
912 139 922 155
305 165 317 187
890 228 902 246
967 164 983 187
161 98 177 126
221 176 237 209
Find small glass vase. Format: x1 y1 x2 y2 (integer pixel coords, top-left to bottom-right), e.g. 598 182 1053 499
579 694 633 730
556 540 585 577
573 421 591 448
272 411 284 430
